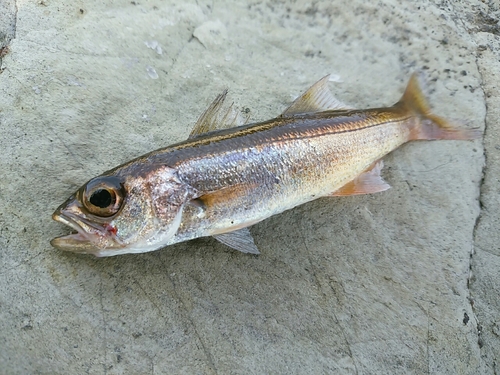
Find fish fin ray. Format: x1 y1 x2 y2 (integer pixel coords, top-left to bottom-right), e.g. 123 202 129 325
331 161 390 196
214 228 260 254
195 182 258 209
397 73 481 141
189 90 247 138
282 75 352 116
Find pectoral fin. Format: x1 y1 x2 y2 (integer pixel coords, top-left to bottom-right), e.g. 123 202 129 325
282 75 352 116
213 228 260 254
193 183 261 254
331 161 390 196
194 182 258 209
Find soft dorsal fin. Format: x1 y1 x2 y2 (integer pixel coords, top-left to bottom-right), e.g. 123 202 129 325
330 160 390 196
281 75 352 116
189 90 248 139
213 228 260 254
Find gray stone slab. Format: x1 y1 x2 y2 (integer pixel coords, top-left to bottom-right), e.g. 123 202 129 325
0 1 494 374
471 30 500 375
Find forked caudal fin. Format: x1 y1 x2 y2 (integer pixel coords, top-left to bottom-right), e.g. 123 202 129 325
397 73 481 141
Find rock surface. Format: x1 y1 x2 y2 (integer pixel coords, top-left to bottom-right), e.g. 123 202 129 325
0 1 497 374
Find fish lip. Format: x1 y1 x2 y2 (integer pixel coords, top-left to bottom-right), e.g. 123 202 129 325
50 232 91 251
51 207 126 255
52 211 86 236
51 209 101 252
52 207 109 236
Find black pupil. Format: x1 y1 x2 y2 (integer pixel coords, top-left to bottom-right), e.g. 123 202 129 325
89 189 113 208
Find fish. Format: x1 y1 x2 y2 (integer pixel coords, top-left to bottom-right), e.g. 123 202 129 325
51 73 480 257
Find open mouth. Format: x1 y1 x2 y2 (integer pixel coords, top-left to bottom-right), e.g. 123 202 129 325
52 211 85 235
51 211 97 252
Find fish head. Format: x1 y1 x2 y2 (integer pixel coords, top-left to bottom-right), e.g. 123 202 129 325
51 167 191 257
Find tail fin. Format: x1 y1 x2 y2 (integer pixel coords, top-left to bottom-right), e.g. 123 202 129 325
397 73 481 141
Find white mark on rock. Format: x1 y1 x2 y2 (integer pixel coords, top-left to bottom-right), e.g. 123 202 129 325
144 40 162 55
329 74 343 83
67 76 83 86
146 66 159 79
33 86 41 94
157 18 175 29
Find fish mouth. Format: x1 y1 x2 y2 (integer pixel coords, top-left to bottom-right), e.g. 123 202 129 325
51 210 102 254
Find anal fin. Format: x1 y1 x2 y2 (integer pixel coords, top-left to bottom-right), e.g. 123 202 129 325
214 228 260 254
331 161 390 196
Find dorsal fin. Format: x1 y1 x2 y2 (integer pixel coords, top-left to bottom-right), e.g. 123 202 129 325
189 90 248 139
281 75 352 116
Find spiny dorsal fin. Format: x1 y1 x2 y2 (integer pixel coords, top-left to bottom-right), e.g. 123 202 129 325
189 90 248 139
330 160 390 196
282 75 352 116
213 228 260 254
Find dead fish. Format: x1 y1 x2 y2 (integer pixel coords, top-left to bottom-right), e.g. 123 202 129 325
51 74 480 257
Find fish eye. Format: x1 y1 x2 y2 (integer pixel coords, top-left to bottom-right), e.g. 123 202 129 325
82 177 125 217
89 189 113 208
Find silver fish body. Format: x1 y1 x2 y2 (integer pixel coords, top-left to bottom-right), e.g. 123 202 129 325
156 112 405 240
51 74 479 256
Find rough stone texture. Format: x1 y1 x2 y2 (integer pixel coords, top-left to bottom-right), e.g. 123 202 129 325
0 1 496 374
470 14 500 375
0 0 16 50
